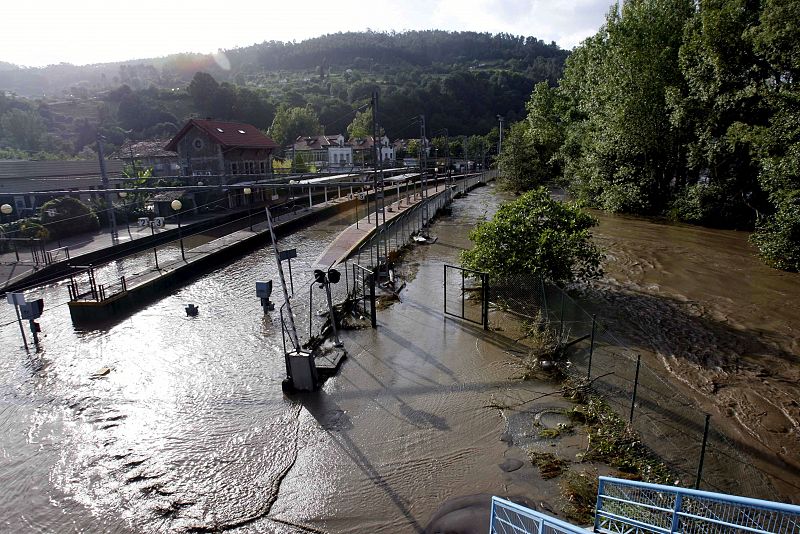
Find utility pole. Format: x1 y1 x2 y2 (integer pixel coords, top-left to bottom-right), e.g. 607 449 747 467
419 115 428 197
97 133 117 241
463 135 468 175
497 115 505 157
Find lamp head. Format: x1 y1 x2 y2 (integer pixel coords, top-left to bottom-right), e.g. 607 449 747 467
171 199 182 211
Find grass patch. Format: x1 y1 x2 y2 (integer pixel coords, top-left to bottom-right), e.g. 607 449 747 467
538 428 561 439
529 451 570 479
560 470 598 525
580 397 673 482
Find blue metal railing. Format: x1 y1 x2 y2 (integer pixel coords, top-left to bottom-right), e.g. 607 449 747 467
490 497 587 534
595 477 800 534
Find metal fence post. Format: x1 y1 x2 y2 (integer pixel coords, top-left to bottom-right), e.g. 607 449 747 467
558 293 565 341
630 354 641 423
587 314 597 379
443 265 447 315
369 272 377 328
482 273 489 331
695 414 711 490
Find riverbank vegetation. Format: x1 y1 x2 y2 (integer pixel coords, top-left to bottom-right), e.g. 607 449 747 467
499 0 800 272
461 187 603 284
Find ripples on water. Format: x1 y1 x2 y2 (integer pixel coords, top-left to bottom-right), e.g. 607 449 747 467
0 213 356 532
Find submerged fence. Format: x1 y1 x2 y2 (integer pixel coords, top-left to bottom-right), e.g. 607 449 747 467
482 272 796 503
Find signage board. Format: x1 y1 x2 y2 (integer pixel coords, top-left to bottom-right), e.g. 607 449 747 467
279 249 297 261
6 292 25 306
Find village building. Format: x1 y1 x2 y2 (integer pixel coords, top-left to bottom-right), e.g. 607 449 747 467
348 135 396 167
115 139 180 177
164 119 279 183
288 134 353 171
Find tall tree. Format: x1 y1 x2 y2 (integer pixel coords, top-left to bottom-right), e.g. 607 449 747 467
1 108 45 151
497 121 539 192
268 105 322 146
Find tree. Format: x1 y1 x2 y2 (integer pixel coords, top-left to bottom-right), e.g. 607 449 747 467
461 187 603 284
269 105 322 146
188 71 220 112
1 108 45 151
39 197 100 240
346 108 382 139
497 121 539 192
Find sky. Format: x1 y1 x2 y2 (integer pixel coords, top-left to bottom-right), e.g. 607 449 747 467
1 0 613 68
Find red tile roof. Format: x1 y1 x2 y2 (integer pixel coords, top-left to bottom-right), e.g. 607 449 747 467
165 119 278 151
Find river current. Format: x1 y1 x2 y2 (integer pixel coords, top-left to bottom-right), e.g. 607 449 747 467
1 186 798 532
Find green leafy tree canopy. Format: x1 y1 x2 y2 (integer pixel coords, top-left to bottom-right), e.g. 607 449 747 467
461 187 603 284
269 104 322 146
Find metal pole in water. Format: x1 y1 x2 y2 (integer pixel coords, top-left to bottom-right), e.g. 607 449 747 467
266 207 301 352
14 303 28 351
695 414 711 489
587 314 597 380
630 354 641 423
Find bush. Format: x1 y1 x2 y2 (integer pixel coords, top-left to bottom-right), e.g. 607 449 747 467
669 182 754 229
18 220 49 240
461 187 603 284
39 197 99 240
751 192 800 272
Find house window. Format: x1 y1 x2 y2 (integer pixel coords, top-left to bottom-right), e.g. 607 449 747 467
259 162 266 174
245 161 254 174
193 138 204 150
231 162 239 174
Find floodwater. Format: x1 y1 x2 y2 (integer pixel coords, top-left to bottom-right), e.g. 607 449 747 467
2 184 798 533
587 211 800 499
0 185 526 533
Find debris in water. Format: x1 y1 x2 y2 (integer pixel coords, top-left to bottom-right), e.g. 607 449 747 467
185 304 199 317
91 367 111 379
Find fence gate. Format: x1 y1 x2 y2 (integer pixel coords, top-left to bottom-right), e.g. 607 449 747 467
443 264 488 330
351 264 377 328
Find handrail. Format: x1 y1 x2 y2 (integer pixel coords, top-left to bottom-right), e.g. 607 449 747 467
595 476 800 534
490 496 587 534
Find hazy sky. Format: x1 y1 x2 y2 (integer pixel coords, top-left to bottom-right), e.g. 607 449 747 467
2 0 613 67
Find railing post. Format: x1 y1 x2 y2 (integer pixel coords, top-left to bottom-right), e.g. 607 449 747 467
630 354 641 423
671 491 683 533
558 293 565 342
587 314 597 380
695 414 711 489
594 478 605 532
369 272 377 328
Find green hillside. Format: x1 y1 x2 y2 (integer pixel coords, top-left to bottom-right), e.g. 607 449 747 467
0 30 569 158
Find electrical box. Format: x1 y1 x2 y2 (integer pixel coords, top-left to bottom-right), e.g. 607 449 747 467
256 280 273 299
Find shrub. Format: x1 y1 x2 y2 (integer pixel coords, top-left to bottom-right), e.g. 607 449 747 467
39 197 99 240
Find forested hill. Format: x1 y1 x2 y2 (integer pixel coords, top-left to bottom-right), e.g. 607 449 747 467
0 31 568 159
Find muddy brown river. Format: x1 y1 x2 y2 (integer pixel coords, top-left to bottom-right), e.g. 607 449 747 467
587 211 800 501
1 184 797 533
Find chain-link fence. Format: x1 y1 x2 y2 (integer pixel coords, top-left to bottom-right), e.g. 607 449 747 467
486 273 795 503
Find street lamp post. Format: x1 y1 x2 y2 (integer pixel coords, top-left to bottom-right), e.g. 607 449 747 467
1 204 18 262
243 187 253 231
171 199 185 261
1 203 12 223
